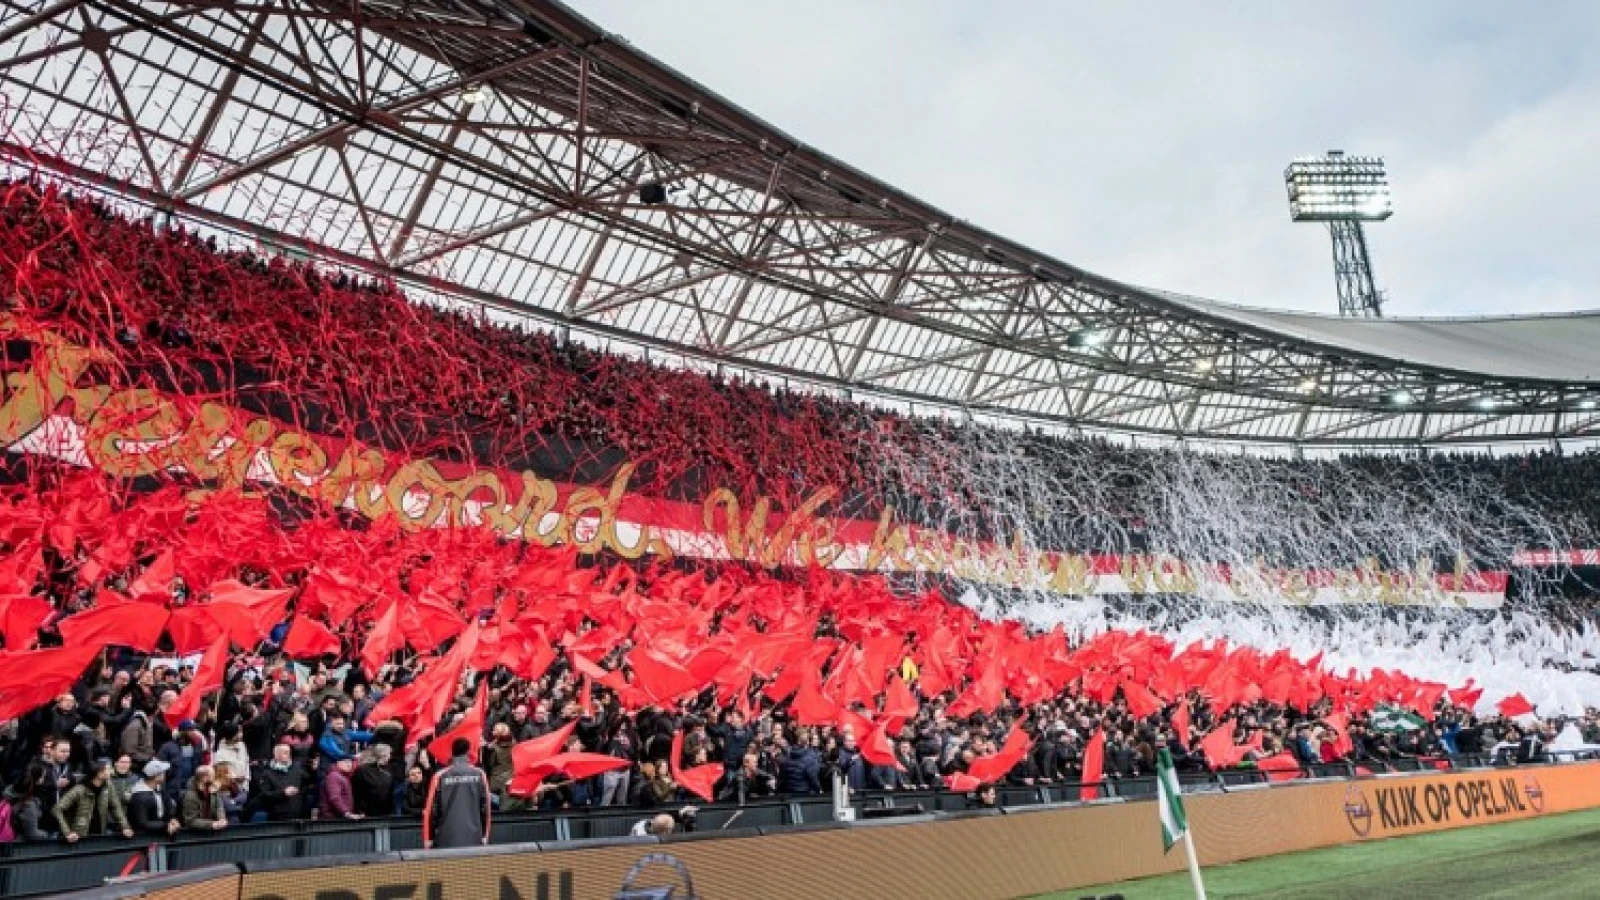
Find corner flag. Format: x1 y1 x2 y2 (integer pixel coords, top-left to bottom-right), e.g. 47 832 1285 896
1157 747 1207 898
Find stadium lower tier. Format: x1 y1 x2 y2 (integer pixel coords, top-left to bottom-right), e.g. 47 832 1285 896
34 759 1600 900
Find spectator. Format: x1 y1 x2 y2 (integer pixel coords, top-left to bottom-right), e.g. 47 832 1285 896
52 759 133 842
119 706 156 768
251 744 307 822
156 720 207 806
3 765 51 842
127 761 181 837
212 723 251 797
181 766 228 833
401 766 430 817
352 746 394 818
316 715 372 773
109 754 139 806
778 735 821 796
320 757 363 821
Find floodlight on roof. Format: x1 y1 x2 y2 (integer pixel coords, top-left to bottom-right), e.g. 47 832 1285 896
461 84 489 105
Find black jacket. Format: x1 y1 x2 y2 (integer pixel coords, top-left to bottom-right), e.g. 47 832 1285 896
352 763 394 818
252 763 307 821
424 758 490 849
778 746 821 795
127 781 172 835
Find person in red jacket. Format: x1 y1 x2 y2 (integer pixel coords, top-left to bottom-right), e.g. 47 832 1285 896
318 757 363 821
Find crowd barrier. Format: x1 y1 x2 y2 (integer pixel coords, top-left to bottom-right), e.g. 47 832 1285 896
34 759 1600 900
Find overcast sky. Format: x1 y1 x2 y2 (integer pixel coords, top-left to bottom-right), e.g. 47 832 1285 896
574 1 1600 318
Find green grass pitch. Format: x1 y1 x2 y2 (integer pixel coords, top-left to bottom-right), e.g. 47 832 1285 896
1030 806 1600 900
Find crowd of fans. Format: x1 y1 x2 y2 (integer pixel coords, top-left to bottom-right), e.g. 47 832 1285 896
4 642 1593 845
2 183 1598 566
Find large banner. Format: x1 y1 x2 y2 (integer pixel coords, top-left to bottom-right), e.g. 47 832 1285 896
2 319 1506 607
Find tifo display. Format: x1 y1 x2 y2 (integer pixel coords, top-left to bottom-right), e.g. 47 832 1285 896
0 183 1596 898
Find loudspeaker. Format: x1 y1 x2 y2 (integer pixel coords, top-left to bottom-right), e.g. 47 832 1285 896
639 184 668 205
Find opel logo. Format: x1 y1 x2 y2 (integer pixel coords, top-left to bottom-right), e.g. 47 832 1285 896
1524 776 1545 813
1343 785 1373 837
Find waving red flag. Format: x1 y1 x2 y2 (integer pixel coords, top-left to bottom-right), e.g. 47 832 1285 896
428 683 487 766
280 615 342 659
58 600 169 653
506 720 581 796
670 730 724 802
1 594 54 651
1170 700 1192 750
360 599 404 676
790 667 839 726
861 718 903 771
629 648 703 705
881 672 918 720
968 716 1032 784
1079 729 1105 801
1121 679 1163 720
509 752 628 797
205 580 292 647
1200 720 1248 770
127 549 174 601
1448 682 1484 709
1496 693 1535 719
164 635 231 727
165 605 220 655
0 643 100 721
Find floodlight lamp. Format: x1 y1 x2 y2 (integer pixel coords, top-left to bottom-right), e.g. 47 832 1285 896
461 84 488 105
1285 152 1393 222
1193 359 1214 373
1298 378 1319 393
1389 390 1414 406
1068 329 1105 349
1581 399 1598 410
1476 397 1498 411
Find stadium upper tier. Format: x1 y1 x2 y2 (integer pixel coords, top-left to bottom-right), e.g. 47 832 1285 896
0 0 1595 445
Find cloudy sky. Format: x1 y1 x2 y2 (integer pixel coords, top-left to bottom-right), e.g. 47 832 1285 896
575 1 1600 318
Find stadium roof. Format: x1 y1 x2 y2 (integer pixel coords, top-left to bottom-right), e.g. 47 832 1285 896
1 0 1596 447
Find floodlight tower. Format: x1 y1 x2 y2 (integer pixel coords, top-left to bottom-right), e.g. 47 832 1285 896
1285 151 1393 317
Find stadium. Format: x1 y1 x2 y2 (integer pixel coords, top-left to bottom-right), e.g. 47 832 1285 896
0 1 1597 898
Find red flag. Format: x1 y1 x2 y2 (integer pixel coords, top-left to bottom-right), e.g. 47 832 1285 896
968 716 1032 784
1170 701 1192 750
128 549 174 600
881 672 918 720
360 599 405 676
428 683 487 766
1257 751 1302 782
1496 693 1535 719
670 730 723 803
578 677 593 718
164 635 230 727
0 643 100 721
280 616 342 659
629 649 703 705
790 666 839 726
508 752 628 797
1079 729 1105 801
368 623 479 733
1324 711 1354 759
205 580 292 647
1121 680 1163 720
861 718 902 771
0 594 54 651
165 605 220 655
946 772 982 793
57 601 169 652
1449 684 1484 709
511 720 578 780
1200 720 1248 770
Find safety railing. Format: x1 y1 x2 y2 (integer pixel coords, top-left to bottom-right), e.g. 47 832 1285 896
0 752 1517 897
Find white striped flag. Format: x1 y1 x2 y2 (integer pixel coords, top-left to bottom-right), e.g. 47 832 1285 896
1158 747 1208 898
1157 747 1188 853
